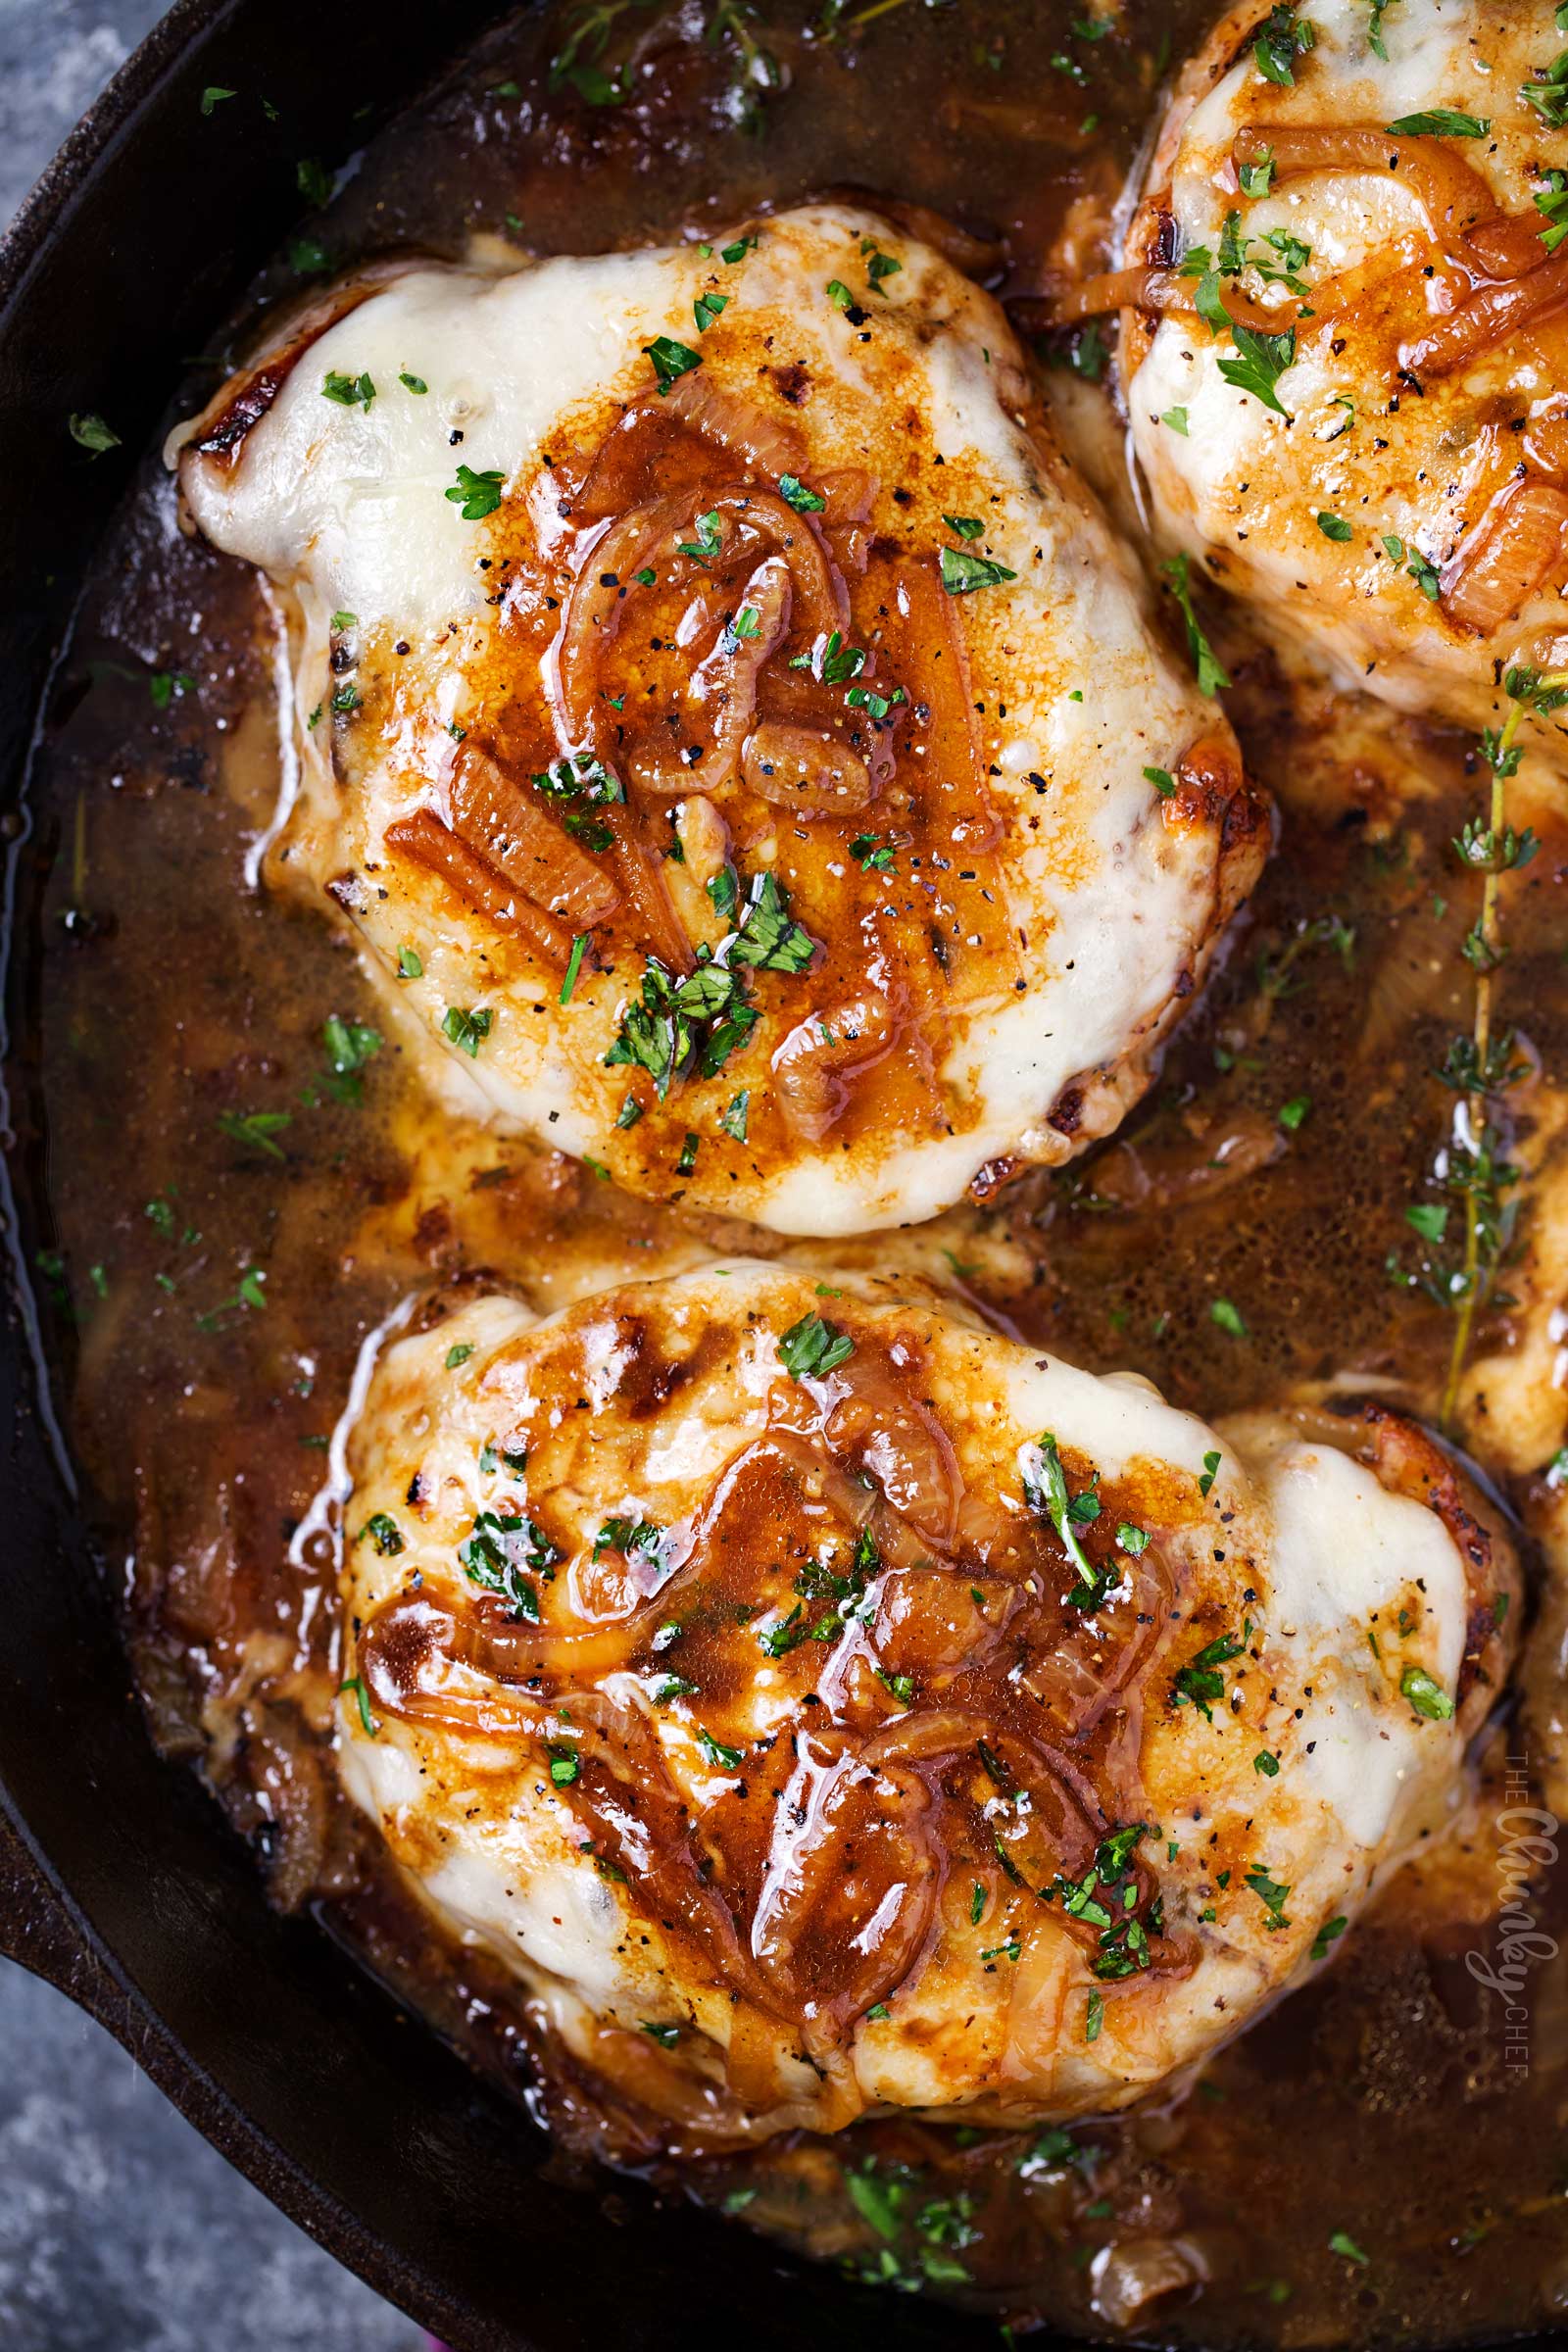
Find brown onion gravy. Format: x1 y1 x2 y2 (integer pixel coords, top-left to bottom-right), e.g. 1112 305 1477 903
24 0 1568 2341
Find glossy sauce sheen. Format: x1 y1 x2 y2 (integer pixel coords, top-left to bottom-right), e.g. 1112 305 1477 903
24 0 1568 2342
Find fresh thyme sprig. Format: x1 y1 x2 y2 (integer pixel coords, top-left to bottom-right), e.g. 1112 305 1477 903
1435 665 1568 1424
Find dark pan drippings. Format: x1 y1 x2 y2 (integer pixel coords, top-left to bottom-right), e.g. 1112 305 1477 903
20 0 1568 2342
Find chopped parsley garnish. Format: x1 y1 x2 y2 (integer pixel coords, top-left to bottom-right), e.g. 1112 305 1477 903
719 1089 749 1140
1160 552 1231 694
322 369 374 412
548 1746 580 1786
296 156 332 206
560 933 589 1005
778 472 826 513
676 508 723 563
643 334 703 390
1386 108 1491 137
339 1676 377 1737
69 410 121 457
1316 511 1353 541
445 1342 475 1368
940 544 1016 594
446 465 505 520
1311 1914 1348 1961
729 869 816 972
851 832 897 871
943 514 986 540
1199 1448 1222 1496
594 1515 663 1562
1400 1664 1455 1721
779 1311 855 1380
693 289 728 332
1366 0 1398 58
1024 1433 1106 1608
867 250 902 289
217 1108 291 1161
845 683 905 720
1245 1864 1292 1930
442 1004 494 1056
1525 58 1568 132
460 1508 559 1620
675 1131 701 1176
1116 1522 1150 1556
1218 322 1296 417
321 1013 382 1102
1253 1750 1281 1777
1160 405 1191 435
1238 146 1276 197
1084 1990 1103 2042
826 277 857 312
1171 1627 1247 1721
1329 2230 1369 2266
696 1727 744 1771
1279 1095 1311 1130
359 1511 404 1556
398 945 423 979
1210 1296 1248 1338
642 2020 680 2046
400 370 427 394
532 752 622 805
1144 765 1177 798
200 85 236 115
1252 3 1314 84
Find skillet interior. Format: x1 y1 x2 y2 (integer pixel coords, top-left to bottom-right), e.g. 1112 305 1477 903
0 4 980 2343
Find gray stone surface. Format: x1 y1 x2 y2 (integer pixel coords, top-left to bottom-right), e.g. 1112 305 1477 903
0 4 429 2345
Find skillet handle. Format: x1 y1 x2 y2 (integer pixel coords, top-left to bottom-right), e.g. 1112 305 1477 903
0 1801 120 2021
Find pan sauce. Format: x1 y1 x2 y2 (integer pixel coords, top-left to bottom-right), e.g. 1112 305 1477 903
25 0 1568 2340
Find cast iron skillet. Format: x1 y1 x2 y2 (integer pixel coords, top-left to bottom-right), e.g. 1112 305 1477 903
0 5 974 2344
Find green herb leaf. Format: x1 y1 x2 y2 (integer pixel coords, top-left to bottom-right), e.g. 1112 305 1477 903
445 464 505 520
1400 1664 1454 1721
442 1004 494 1056
69 412 121 456
643 334 703 390
1218 323 1297 417
940 545 1017 594
1160 552 1231 694
1386 108 1491 136
778 472 826 512
779 1310 856 1381
216 1108 291 1161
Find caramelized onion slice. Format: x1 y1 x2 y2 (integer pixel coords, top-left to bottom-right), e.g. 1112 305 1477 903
771 993 897 1144
1238 124 1497 238
1442 480 1568 635
686 555 795 785
660 372 807 479
557 494 690 742
603 804 696 973
1404 247 1568 377
741 721 874 815
1034 269 1281 333
448 742 620 928
385 809 573 969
